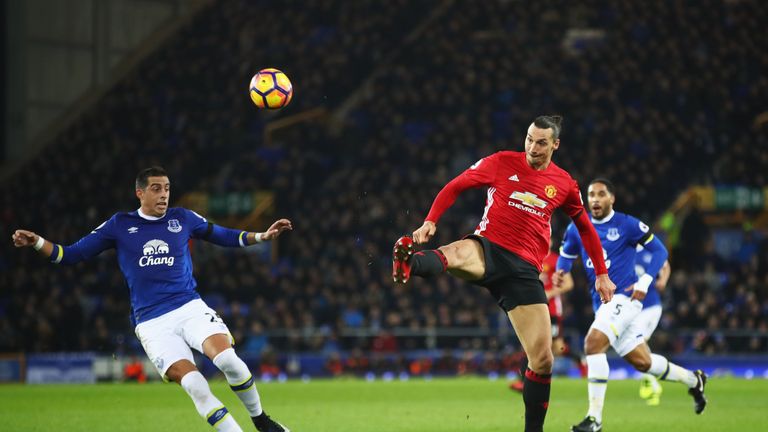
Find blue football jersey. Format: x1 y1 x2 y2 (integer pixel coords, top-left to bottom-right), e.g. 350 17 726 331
50 207 248 325
635 247 662 308
558 210 658 311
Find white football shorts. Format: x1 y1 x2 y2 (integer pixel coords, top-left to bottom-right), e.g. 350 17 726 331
590 294 645 357
134 298 232 380
635 304 662 341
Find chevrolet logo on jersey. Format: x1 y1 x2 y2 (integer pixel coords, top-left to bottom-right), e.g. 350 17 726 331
510 191 548 208
508 191 547 218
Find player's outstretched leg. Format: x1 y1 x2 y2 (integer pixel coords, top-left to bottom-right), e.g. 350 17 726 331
213 348 290 432
180 370 244 432
647 354 707 414
639 373 663 406
392 236 447 283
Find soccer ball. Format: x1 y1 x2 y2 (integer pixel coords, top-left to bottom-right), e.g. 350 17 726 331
249 68 293 109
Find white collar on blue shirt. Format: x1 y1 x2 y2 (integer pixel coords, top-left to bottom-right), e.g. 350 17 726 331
137 208 165 221
591 209 615 225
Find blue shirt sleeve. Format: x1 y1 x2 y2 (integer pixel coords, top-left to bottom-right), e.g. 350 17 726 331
624 215 653 246
184 208 248 248
54 216 117 265
556 223 581 272
186 209 212 238
637 235 668 279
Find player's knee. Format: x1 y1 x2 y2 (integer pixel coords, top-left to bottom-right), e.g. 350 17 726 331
632 356 652 372
584 332 607 355
166 360 197 384
529 349 554 374
443 241 484 273
439 243 462 267
584 338 596 355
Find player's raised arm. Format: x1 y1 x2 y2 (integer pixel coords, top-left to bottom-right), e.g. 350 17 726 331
188 209 292 247
12 219 116 264
414 153 500 244
12 229 55 257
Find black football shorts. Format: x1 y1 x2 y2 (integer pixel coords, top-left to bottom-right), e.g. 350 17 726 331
464 234 548 312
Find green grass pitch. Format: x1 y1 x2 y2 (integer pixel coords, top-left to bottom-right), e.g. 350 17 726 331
0 377 765 431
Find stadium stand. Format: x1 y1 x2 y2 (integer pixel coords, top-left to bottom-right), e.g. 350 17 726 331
2 0 767 376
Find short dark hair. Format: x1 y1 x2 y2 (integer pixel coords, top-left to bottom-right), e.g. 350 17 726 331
135 166 169 190
589 177 615 195
533 115 563 140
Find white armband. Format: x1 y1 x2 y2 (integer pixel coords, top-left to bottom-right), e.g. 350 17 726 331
33 236 46 251
253 232 265 243
634 273 654 294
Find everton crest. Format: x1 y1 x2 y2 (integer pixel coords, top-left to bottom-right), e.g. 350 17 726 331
606 227 620 241
167 219 182 233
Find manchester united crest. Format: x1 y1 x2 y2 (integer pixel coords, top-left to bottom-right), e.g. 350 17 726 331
544 185 557 199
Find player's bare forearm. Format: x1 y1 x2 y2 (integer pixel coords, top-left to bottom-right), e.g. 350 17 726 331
11 229 54 258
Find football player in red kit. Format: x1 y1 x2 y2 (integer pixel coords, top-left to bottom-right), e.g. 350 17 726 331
393 115 615 432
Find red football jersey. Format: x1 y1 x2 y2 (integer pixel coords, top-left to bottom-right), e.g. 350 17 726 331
541 250 562 318
426 151 585 270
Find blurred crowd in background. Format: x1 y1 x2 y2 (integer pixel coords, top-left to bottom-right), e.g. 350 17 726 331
2 0 768 375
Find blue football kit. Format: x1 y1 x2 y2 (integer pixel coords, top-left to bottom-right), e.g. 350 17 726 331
557 210 668 311
48 207 249 325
